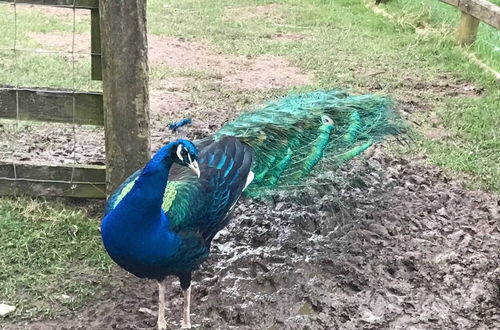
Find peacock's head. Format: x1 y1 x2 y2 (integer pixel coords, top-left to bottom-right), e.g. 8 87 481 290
171 139 200 177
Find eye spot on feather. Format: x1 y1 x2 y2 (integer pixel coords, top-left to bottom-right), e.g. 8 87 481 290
321 115 334 126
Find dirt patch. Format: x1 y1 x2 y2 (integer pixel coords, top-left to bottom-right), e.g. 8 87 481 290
398 75 484 99
223 4 286 23
151 77 197 92
148 36 312 89
0 121 104 166
11 4 90 20
267 32 310 42
149 90 197 151
423 127 449 140
28 32 91 56
8 146 500 329
27 33 312 89
222 55 312 89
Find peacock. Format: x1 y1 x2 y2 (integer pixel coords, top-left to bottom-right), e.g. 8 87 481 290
101 90 406 329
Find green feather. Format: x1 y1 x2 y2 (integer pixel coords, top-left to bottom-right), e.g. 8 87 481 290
215 90 406 197
162 181 179 213
300 123 334 178
164 179 205 231
253 155 277 184
110 177 139 210
268 148 293 186
345 111 362 144
336 140 373 166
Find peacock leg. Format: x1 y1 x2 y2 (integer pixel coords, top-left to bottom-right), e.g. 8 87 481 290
157 279 167 330
181 286 192 329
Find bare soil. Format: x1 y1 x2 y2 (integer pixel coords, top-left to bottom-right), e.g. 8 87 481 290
9 146 500 330
28 33 91 56
28 33 312 89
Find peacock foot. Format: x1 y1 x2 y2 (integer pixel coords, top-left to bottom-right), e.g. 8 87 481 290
157 280 168 330
181 318 191 329
157 318 167 330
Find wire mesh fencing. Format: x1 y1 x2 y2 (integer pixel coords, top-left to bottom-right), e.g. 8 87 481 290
0 0 105 198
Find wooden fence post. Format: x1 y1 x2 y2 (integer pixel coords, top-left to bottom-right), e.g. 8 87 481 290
99 0 151 195
90 8 102 80
439 0 500 45
458 11 480 45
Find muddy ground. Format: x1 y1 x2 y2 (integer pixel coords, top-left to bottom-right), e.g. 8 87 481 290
2 4 500 329
9 146 500 330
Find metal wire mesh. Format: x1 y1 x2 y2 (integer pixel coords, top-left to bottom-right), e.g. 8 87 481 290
0 0 105 196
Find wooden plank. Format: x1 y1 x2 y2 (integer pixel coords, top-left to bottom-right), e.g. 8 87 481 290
0 0 98 9
91 8 102 81
0 87 103 126
458 11 480 45
0 162 105 198
0 87 17 119
439 0 500 30
0 179 105 198
99 0 151 195
0 162 105 182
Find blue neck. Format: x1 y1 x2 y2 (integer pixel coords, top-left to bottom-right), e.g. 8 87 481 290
120 143 176 220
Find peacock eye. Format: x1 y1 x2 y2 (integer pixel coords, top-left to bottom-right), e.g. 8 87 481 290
176 144 186 161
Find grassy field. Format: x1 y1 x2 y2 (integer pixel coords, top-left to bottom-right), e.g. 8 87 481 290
0 198 111 320
384 0 500 71
0 0 499 324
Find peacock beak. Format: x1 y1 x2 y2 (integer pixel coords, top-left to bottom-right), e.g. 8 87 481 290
188 160 200 178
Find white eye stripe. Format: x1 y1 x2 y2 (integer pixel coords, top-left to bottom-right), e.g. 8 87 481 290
187 153 192 164
176 144 184 161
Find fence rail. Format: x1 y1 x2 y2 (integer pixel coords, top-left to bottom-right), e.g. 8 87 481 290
0 0 98 9
0 87 103 125
0 162 105 198
439 0 500 44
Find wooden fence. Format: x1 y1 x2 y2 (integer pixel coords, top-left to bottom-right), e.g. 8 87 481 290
0 0 150 198
439 0 500 45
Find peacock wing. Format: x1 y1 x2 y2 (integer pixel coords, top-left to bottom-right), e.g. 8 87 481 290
164 137 253 244
161 178 208 234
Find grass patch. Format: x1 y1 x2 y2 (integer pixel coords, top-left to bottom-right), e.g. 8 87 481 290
0 51 100 90
382 0 500 71
0 3 89 48
0 3 99 91
0 198 112 321
423 92 500 191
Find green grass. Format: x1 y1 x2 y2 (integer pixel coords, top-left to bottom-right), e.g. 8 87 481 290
0 198 112 321
382 0 500 72
0 50 100 90
0 3 100 90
